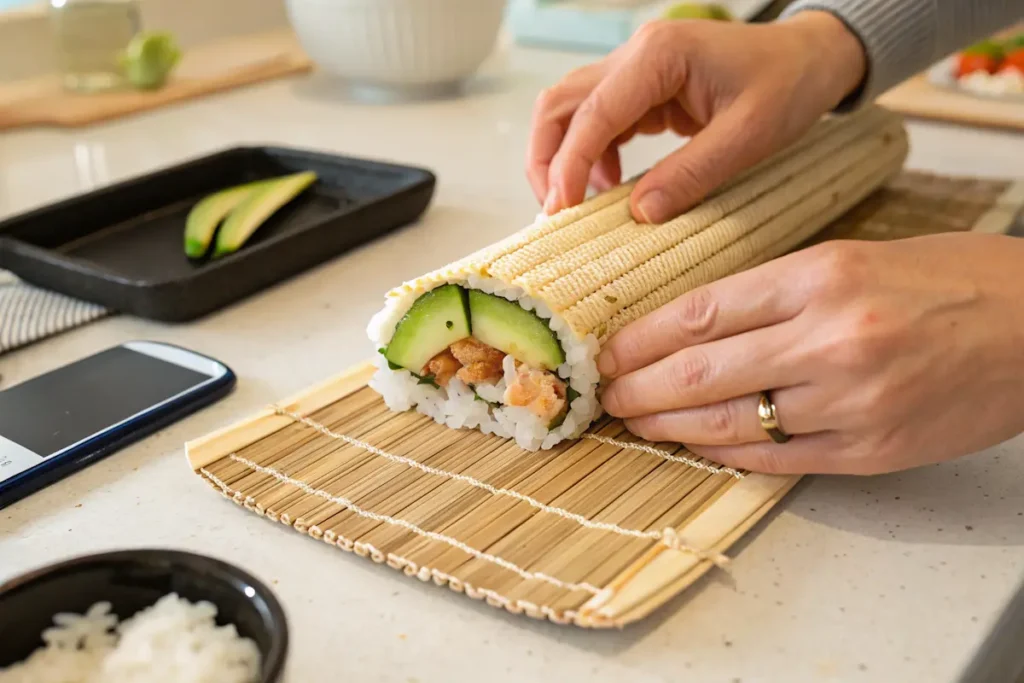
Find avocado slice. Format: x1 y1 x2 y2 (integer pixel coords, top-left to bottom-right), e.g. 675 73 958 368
384 285 471 373
184 179 270 259
211 170 318 259
468 290 565 371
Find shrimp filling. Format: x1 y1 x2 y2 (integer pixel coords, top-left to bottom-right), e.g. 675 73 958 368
422 337 566 422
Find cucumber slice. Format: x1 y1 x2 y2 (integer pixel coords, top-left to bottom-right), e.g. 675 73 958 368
211 171 318 259
385 285 471 373
468 290 565 371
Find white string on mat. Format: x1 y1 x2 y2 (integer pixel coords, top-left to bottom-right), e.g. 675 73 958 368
271 406 731 568
225 453 604 595
580 434 745 479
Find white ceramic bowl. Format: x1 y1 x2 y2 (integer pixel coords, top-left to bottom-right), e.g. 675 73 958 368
285 0 508 98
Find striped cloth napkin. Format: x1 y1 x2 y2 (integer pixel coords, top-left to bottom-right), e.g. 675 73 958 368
0 271 109 355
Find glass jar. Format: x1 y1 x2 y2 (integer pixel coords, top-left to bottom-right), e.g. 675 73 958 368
49 0 142 92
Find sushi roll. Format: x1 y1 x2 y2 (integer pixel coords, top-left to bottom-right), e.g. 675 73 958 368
367 105 909 451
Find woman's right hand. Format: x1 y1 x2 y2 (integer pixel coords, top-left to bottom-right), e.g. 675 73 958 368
526 10 868 224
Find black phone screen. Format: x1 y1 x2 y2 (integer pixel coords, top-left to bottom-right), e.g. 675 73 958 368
0 346 212 458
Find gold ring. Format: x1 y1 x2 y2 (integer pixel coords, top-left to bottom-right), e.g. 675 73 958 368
757 391 791 444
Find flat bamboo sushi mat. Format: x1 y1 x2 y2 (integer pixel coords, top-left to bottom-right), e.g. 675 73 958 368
186 171 1024 628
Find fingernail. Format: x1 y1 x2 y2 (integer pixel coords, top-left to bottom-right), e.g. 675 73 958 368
635 191 666 224
543 187 559 214
596 351 617 377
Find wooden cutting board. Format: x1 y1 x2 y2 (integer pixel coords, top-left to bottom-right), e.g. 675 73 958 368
878 74 1024 133
877 23 1024 133
0 28 313 131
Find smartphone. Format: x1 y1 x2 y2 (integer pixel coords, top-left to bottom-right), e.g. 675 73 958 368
0 341 235 509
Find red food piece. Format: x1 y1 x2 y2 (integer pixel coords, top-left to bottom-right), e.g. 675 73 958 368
1000 48 1024 73
957 52 999 78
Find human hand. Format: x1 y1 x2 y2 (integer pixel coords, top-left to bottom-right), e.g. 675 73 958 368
526 11 867 223
596 233 1024 475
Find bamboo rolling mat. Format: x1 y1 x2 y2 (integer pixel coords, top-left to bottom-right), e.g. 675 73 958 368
185 171 1024 628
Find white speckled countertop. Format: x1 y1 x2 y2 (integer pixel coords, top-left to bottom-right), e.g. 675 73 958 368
1 38 1023 683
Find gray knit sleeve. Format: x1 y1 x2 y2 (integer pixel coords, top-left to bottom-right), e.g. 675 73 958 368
779 0 1022 109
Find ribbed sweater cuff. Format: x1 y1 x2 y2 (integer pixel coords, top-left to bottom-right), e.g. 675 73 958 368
779 0 937 111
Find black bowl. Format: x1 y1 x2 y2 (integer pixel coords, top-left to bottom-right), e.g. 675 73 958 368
0 549 288 681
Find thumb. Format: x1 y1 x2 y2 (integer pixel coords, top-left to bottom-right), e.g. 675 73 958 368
630 100 774 224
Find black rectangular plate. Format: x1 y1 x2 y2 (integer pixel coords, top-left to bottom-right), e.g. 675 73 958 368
0 146 436 322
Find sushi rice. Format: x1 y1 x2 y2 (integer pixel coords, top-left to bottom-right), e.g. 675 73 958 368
0 594 261 683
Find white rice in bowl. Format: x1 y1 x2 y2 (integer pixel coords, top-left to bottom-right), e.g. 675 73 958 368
0 594 261 683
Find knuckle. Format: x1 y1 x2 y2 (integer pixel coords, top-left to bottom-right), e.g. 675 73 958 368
668 287 718 341
575 94 615 139
667 160 708 201
855 378 899 419
828 336 875 373
612 334 645 370
533 86 561 115
625 417 658 443
817 314 884 374
668 349 713 394
602 379 637 417
829 305 898 373
805 241 869 298
633 19 669 48
700 401 740 443
600 384 624 417
629 21 688 100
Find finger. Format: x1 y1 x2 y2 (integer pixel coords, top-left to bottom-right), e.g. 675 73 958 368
601 323 804 419
630 96 778 223
526 65 606 205
688 431 863 475
623 384 820 447
662 99 701 137
597 256 809 378
589 146 622 192
546 47 685 213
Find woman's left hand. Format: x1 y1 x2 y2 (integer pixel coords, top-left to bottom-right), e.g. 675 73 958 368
597 232 1024 475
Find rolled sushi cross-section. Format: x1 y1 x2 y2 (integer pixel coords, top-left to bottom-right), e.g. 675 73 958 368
368 105 910 451
372 279 599 452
